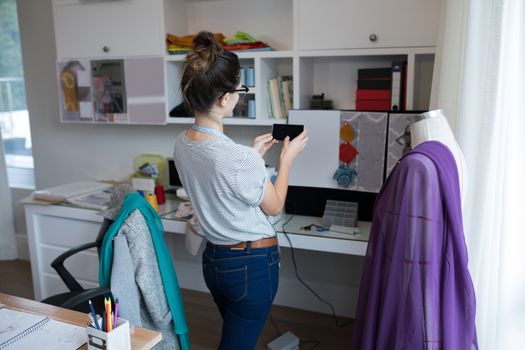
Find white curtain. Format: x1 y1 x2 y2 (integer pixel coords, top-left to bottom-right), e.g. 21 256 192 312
0 137 18 260
432 0 525 348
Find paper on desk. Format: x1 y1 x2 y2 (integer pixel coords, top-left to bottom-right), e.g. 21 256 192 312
7 318 86 350
66 188 114 210
0 306 47 345
32 181 112 202
0 307 86 349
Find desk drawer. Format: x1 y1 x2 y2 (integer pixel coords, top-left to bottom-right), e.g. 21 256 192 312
37 214 100 248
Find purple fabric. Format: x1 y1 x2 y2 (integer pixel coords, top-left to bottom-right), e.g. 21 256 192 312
351 141 477 350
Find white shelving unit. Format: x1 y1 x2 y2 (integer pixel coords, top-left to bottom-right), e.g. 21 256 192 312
163 0 439 125
51 0 441 125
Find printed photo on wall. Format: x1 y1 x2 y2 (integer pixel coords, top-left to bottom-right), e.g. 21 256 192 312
385 112 422 178
336 111 388 193
91 59 128 123
57 59 93 122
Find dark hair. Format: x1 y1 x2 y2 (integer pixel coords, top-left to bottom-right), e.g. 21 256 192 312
180 31 240 114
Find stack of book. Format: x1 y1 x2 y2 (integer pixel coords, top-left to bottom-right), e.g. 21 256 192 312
267 76 293 119
355 62 406 111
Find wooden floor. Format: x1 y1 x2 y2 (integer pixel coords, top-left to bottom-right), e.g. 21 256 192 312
0 260 353 349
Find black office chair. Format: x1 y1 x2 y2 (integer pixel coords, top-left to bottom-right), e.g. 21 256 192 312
41 218 113 313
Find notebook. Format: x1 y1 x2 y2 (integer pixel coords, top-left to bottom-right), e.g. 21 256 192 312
0 305 86 349
32 181 112 202
66 188 114 210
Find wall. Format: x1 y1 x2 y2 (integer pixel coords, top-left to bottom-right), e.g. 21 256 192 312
11 187 31 260
16 0 363 317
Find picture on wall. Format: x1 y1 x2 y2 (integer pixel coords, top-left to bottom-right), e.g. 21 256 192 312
336 111 388 193
91 59 128 123
385 113 421 178
56 59 93 122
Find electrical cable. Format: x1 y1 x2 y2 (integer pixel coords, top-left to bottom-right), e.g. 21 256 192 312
280 215 354 328
269 310 320 350
267 214 353 349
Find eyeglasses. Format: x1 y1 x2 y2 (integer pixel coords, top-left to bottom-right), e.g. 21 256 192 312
218 85 249 101
222 84 249 104
231 84 249 94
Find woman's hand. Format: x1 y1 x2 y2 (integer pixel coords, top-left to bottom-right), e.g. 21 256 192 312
252 133 278 157
280 130 308 165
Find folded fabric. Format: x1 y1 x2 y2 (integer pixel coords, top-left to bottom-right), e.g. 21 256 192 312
185 216 205 256
223 31 257 43
166 33 225 49
173 202 205 255
223 41 271 51
173 202 193 220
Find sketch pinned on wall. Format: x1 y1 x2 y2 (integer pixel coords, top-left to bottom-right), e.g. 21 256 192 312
385 113 421 178
91 59 128 123
337 111 388 193
57 59 93 122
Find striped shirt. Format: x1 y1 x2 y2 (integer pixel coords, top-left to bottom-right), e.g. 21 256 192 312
173 131 275 245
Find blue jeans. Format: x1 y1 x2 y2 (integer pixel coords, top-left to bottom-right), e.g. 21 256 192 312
203 242 280 350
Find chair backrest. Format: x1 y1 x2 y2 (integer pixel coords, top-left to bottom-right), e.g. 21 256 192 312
95 218 114 257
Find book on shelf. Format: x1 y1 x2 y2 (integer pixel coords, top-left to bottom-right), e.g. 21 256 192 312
355 99 391 111
267 75 293 119
356 89 391 100
267 78 282 119
357 67 392 80
281 76 293 118
357 78 391 90
401 62 408 111
390 61 402 111
355 62 407 111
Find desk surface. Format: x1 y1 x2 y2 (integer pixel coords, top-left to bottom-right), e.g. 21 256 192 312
0 292 162 350
24 196 371 255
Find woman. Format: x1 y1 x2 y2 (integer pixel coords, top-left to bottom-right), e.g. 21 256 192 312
173 31 308 349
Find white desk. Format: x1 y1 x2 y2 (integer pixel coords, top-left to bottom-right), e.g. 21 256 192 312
274 215 370 256
24 199 370 304
159 199 371 256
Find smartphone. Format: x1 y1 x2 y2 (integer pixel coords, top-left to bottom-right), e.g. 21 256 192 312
272 124 304 141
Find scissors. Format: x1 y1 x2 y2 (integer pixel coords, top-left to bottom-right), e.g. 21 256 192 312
300 223 329 232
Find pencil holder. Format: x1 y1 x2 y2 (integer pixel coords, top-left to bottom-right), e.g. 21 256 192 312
86 317 131 350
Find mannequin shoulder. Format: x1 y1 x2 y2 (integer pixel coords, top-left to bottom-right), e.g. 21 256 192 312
394 153 439 183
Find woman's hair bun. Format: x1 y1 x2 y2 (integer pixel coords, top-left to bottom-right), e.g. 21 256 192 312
193 31 222 52
186 31 223 73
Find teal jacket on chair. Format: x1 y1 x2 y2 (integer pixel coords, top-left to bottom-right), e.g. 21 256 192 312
99 192 190 350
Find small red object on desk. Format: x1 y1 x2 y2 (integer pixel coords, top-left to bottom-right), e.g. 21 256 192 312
154 185 166 205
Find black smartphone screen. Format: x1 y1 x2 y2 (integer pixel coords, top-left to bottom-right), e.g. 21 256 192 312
272 124 304 141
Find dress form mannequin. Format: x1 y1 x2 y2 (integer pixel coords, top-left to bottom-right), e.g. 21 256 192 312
409 109 467 204
351 112 478 349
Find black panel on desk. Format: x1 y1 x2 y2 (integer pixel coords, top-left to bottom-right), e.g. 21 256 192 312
284 186 377 222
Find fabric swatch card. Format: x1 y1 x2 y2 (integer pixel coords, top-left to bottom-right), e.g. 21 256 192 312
339 111 388 193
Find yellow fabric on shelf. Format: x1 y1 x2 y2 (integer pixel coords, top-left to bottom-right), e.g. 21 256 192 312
166 33 225 49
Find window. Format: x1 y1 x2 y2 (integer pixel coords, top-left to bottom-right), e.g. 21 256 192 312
0 0 34 189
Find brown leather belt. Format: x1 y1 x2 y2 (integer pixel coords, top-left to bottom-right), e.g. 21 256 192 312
208 237 278 250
